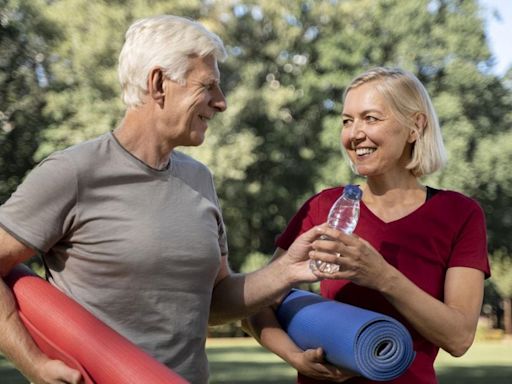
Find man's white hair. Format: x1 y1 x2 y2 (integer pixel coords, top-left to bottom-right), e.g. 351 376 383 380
118 15 227 108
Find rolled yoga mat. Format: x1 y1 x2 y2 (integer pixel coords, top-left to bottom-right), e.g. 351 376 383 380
276 289 415 381
5 264 189 384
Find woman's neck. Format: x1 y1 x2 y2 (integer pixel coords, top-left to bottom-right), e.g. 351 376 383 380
361 176 426 223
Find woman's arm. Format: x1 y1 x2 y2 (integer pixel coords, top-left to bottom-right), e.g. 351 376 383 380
381 265 483 356
309 227 485 356
242 248 355 382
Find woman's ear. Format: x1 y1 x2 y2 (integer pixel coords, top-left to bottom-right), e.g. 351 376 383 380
409 112 427 143
147 67 166 107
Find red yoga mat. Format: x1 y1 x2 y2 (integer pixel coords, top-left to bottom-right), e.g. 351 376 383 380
5 264 189 384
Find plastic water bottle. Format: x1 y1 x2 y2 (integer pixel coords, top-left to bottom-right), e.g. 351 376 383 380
310 184 362 273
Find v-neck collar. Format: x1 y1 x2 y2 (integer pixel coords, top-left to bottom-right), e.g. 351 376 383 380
360 187 441 225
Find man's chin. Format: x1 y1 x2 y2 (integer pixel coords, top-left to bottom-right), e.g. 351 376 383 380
185 134 206 147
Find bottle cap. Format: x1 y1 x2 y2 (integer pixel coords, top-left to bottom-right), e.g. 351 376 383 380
344 184 362 200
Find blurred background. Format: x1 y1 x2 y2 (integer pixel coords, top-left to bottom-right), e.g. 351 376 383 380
0 0 511 377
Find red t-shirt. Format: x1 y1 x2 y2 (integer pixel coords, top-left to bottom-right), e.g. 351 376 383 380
276 186 490 384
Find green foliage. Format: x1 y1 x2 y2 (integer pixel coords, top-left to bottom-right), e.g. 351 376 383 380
1 0 511 273
240 252 270 273
34 0 209 159
0 0 59 202
190 0 512 269
490 250 512 298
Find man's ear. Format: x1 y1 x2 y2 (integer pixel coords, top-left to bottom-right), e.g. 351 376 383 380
147 67 166 107
409 112 427 143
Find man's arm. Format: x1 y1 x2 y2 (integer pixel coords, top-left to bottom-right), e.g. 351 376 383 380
209 225 323 325
0 227 82 384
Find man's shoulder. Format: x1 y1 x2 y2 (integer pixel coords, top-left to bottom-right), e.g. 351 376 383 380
59 132 111 159
41 132 110 165
31 133 110 177
172 151 212 175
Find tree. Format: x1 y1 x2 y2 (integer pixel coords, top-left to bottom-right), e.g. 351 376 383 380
34 0 215 160
7 0 511 272
0 0 59 203
490 250 512 335
188 0 512 269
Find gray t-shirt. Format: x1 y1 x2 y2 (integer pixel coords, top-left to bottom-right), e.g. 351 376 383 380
0 132 227 383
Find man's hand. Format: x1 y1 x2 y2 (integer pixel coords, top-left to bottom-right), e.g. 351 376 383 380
35 359 83 384
276 224 330 284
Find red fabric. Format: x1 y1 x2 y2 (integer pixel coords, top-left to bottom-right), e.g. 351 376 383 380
276 187 490 384
5 264 189 384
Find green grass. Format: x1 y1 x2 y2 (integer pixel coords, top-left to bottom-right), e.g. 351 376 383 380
1 338 511 384
206 338 512 384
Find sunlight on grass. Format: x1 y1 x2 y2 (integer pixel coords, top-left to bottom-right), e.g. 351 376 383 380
1 338 511 384
434 340 512 366
205 337 512 384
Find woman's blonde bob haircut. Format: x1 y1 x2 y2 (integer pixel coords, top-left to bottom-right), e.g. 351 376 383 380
342 67 447 177
118 15 227 108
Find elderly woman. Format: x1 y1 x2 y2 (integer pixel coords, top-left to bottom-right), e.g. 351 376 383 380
245 67 490 384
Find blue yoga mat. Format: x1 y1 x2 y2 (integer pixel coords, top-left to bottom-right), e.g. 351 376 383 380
276 289 415 381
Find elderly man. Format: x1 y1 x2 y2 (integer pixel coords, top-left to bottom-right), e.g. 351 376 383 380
0 15 322 384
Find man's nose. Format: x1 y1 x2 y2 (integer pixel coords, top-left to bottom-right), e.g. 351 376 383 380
212 88 227 112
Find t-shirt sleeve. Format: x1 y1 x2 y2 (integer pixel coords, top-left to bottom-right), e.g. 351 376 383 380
275 194 322 250
215 197 228 257
0 152 77 253
207 171 228 257
448 198 490 278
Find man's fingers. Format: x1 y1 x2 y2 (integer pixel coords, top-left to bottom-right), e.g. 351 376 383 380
298 224 330 243
50 360 83 384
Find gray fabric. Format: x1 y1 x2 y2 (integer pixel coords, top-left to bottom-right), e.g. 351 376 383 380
0 132 227 384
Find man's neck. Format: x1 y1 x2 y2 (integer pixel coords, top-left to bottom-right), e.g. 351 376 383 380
114 108 173 170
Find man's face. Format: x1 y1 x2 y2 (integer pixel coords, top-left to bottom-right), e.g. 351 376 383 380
160 54 227 147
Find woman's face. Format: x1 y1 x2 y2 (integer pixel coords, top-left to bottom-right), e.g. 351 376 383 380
341 81 416 178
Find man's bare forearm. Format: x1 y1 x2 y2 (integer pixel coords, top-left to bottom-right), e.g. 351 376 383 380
0 277 47 382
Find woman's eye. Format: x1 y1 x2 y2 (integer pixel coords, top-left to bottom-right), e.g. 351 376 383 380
342 119 352 127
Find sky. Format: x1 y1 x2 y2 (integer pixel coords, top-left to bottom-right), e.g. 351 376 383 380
479 0 512 76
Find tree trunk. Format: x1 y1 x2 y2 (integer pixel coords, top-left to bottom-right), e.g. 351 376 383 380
503 297 512 335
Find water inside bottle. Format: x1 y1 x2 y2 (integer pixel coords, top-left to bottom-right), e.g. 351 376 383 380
309 203 359 273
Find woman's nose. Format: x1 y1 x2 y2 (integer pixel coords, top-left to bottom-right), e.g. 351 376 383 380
350 119 365 139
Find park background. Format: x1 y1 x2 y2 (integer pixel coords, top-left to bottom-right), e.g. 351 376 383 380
0 0 511 382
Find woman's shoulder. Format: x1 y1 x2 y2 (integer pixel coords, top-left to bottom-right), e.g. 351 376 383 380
432 188 480 205
317 185 345 198
306 186 345 206
429 188 484 215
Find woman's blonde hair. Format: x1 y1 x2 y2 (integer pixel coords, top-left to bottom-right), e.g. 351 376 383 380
343 67 447 177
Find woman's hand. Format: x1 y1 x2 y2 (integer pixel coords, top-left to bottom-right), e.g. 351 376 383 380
288 347 356 382
309 226 395 290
